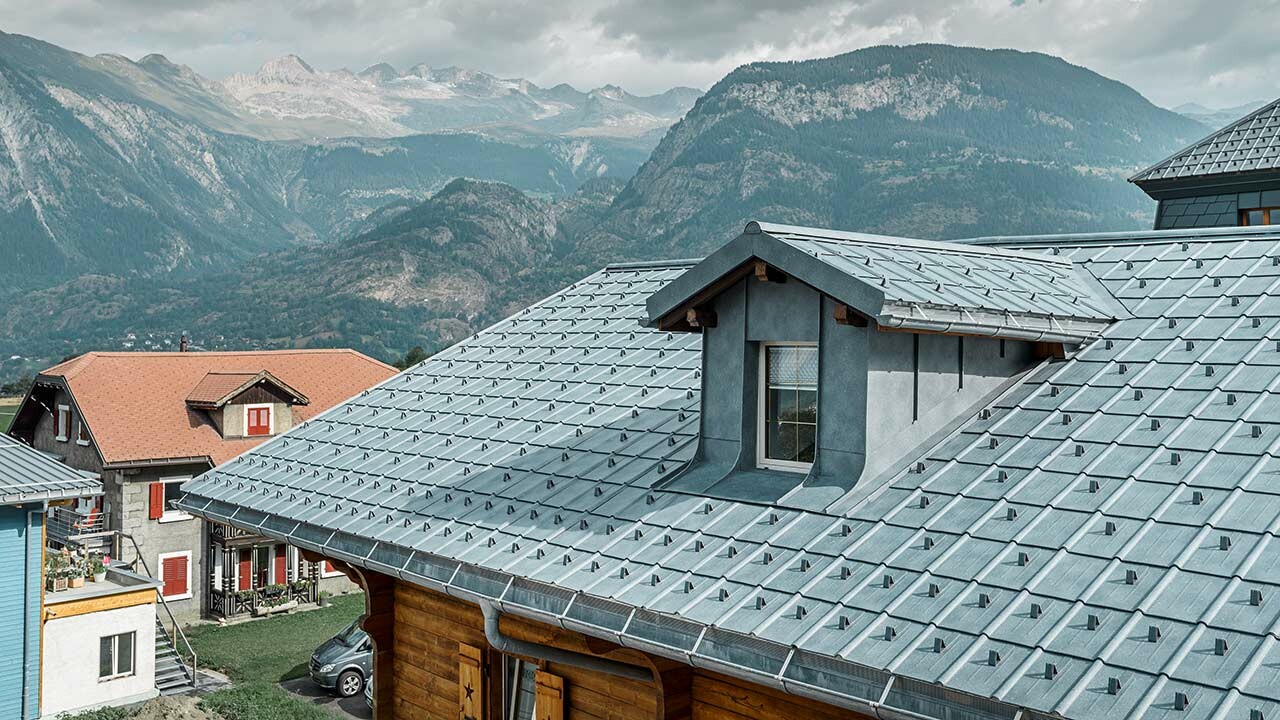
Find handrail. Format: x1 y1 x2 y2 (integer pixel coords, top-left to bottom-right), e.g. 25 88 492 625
119 533 198 690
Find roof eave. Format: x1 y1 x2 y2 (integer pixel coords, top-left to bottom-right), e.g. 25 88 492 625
176 490 1042 720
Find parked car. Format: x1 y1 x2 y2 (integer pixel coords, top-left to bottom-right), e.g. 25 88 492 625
309 616 373 697
364 676 373 711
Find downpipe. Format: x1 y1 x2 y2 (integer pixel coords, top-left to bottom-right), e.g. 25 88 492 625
478 600 654 683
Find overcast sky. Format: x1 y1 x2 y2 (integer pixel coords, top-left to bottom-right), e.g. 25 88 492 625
1 0 1274 108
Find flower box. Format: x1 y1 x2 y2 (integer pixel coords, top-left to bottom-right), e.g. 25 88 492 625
253 599 297 617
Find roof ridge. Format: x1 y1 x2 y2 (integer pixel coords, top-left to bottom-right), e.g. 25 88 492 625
42 348 395 376
751 220 1072 266
964 222 1280 248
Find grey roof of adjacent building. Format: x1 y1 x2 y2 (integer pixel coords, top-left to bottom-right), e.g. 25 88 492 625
0 433 101 505
646 222 1126 343
180 221 1280 720
1131 97 1280 183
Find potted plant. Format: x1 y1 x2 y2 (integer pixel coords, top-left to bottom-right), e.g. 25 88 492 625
90 557 107 583
46 553 70 592
68 563 85 589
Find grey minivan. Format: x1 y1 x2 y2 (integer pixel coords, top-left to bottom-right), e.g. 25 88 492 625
309 617 373 697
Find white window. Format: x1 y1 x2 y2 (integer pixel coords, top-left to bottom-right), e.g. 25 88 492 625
55 404 71 442
99 632 135 680
503 655 537 720
76 419 91 446
159 476 192 523
320 559 345 579
757 343 819 472
157 550 193 600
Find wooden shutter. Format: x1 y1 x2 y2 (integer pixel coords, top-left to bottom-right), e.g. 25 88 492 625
148 482 165 520
161 555 188 597
274 545 288 583
238 549 252 590
459 643 484 720
534 671 564 720
247 406 271 436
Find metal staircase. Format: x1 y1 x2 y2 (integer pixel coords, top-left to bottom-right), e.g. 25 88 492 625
154 617 196 694
119 534 199 695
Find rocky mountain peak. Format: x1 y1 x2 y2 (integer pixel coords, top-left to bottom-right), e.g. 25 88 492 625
254 54 317 82
359 62 399 83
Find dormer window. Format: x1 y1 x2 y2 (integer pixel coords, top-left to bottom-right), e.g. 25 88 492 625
758 344 818 471
245 405 273 437
1241 208 1280 226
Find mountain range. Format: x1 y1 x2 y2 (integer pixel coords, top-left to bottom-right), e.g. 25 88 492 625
221 54 701 142
0 38 1213 381
0 31 693 287
1172 100 1269 128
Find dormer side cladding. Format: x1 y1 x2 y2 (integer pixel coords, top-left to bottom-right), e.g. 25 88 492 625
684 273 1037 510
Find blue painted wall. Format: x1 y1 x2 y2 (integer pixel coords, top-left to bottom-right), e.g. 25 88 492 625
0 506 42 720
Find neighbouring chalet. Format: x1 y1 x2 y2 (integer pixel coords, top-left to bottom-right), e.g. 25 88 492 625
176 108 1280 719
7 349 396 621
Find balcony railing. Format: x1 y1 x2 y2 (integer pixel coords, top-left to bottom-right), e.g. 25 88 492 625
47 506 116 555
210 523 262 545
209 580 320 618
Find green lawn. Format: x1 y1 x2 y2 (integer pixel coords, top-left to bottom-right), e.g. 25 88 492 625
187 592 365 683
185 592 366 719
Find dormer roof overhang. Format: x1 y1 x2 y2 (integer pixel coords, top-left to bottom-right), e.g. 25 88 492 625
185 370 311 410
1130 96 1280 189
645 221 1129 344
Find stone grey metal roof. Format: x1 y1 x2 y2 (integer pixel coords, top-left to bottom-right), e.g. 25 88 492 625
647 221 1125 343
180 225 1280 720
1131 98 1280 183
0 433 101 505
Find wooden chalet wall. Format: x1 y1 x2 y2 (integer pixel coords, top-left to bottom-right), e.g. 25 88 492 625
367 577 875 720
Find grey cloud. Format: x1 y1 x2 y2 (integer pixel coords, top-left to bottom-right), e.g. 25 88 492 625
0 0 1275 106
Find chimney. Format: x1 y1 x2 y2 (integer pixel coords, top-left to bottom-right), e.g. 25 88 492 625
179 334 189 352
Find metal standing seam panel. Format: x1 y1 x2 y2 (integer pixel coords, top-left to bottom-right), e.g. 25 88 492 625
0 433 101 504
180 226 1280 720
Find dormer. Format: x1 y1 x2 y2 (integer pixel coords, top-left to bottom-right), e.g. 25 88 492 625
645 221 1127 511
185 371 309 440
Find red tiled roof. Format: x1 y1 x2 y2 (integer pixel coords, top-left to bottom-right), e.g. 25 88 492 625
41 350 396 467
185 371 308 408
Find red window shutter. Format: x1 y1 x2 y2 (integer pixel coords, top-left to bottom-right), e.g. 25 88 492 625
238 550 252 590
324 560 335 575
274 545 287 584
247 407 271 436
148 483 164 520
162 555 188 597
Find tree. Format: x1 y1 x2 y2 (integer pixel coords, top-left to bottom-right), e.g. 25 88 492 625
394 346 428 370
0 373 34 397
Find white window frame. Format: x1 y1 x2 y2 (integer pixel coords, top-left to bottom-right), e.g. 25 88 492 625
502 655 538 720
55 404 71 442
271 543 288 585
243 403 274 436
756 342 819 473
157 550 193 601
212 548 224 590
158 475 193 523
76 419 91 446
320 558 344 579
99 631 136 681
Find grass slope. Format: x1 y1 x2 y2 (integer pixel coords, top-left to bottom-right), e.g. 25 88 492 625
187 592 365 683
0 397 18 433
185 592 366 719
